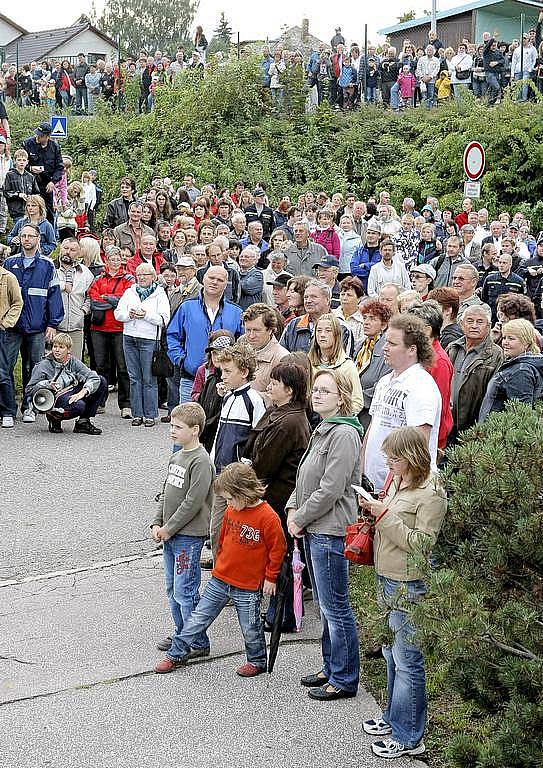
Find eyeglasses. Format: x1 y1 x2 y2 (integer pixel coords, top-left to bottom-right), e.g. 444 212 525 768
385 456 404 465
311 387 339 396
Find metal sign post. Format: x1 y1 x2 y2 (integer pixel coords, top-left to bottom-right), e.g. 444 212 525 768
463 140 485 199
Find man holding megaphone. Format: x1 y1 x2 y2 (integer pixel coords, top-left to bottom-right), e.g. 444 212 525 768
26 332 106 434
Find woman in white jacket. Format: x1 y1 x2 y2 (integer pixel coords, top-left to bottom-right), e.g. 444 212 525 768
114 263 170 426
448 44 473 99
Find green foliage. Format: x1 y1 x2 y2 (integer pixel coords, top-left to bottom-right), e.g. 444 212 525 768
92 0 197 54
209 12 233 54
6 57 543 234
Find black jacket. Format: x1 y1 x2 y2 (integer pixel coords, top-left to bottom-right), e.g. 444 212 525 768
244 204 275 240
479 354 543 421
3 169 40 219
21 136 64 187
103 196 133 229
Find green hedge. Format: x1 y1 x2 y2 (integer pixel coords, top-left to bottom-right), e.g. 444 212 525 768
7 58 543 230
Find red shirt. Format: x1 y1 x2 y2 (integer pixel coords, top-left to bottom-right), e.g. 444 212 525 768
126 251 165 277
88 269 133 332
454 212 469 229
213 501 286 591
430 338 453 450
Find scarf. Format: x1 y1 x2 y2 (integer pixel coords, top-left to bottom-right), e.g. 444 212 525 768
356 335 379 374
135 282 158 302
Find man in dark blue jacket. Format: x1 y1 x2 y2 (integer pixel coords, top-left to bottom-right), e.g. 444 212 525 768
22 122 64 223
167 266 243 403
4 223 64 422
350 221 382 291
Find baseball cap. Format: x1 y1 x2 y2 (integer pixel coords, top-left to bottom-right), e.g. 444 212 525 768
313 254 339 269
508 222 519 230
267 272 291 288
175 256 196 268
205 335 234 353
410 263 436 280
0 135 6 145
253 187 266 197
366 220 382 234
36 122 52 135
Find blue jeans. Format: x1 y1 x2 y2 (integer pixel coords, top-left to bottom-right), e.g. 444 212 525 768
123 335 158 418
178 374 194 404
0 329 20 417
390 81 400 110
425 82 435 108
304 533 359 693
167 364 181 413
2 330 45 413
168 576 266 668
514 71 531 101
486 71 501 104
365 86 376 103
378 576 427 748
163 534 209 650
472 77 487 98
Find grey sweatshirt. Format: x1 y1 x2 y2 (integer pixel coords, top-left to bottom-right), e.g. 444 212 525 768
152 445 215 537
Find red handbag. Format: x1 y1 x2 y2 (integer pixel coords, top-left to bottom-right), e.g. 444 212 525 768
344 472 394 566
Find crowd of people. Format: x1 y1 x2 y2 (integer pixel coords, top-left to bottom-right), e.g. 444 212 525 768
3 118 543 760
1 16 543 114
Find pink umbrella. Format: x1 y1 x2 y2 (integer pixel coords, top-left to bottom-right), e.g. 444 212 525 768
292 540 305 632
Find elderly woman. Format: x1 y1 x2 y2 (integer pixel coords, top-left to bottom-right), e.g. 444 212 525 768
479 319 543 420
338 214 362 278
287 369 363 701
355 299 392 429
308 313 363 413
334 276 366 346
114 263 170 426
360 426 446 759
244 361 311 631
8 195 56 256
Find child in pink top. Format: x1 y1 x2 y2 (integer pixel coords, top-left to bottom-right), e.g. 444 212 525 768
397 65 416 107
310 208 340 259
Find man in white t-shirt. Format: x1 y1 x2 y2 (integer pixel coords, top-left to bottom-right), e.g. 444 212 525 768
362 313 441 490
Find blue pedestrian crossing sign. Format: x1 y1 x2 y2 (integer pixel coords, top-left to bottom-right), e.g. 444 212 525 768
50 116 68 139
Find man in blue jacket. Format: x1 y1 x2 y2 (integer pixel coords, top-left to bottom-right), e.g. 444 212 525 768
4 223 64 422
167 266 243 403
350 221 382 291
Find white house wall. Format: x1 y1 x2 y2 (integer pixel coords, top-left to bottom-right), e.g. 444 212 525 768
49 29 117 61
0 18 21 47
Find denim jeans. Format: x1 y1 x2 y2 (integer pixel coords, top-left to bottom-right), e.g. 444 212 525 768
0 329 20 416
163 534 209 650
3 330 45 412
390 82 400 110
123 335 158 418
178 374 195 405
514 71 530 101
486 72 501 104
304 533 359 693
472 78 487 98
377 576 427 748
168 576 266 668
167 364 182 413
51 376 108 421
365 86 376 103
425 82 435 108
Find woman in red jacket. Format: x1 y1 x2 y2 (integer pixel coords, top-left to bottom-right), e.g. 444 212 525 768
88 246 133 418
310 208 340 259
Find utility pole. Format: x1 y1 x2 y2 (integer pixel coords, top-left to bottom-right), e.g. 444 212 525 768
117 36 122 112
363 24 368 104
431 0 437 35
237 32 240 60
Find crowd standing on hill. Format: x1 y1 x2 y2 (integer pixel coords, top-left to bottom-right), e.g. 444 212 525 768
3 117 543 760
1 15 543 115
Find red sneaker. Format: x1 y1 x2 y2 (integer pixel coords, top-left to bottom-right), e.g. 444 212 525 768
236 662 266 677
154 657 186 674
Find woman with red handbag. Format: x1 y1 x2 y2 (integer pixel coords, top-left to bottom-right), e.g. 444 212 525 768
358 426 446 760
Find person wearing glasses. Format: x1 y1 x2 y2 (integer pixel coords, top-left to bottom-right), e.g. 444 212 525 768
358 426 446 760
286 368 363 702
114 263 170 426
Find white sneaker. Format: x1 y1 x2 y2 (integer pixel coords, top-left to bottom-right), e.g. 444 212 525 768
363 718 392 736
22 409 36 423
121 407 132 419
371 739 425 758
1 416 14 428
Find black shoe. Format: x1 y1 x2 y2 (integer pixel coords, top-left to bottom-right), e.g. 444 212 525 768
201 559 213 570
301 671 329 687
364 645 384 660
160 415 171 423
185 646 210 661
47 418 63 433
156 636 172 651
308 683 356 701
74 419 102 435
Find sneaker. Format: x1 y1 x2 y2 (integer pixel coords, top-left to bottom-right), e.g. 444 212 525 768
156 636 172 651
1 416 14 428
22 409 36 423
154 657 187 674
96 405 106 414
131 417 143 426
73 419 102 435
47 418 63 433
371 739 425 758
160 415 171 423
185 646 211 661
144 418 155 427
108 384 115 392
363 718 392 736
236 662 266 678
121 408 132 419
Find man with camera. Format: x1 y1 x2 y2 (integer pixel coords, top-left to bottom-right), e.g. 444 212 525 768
26 332 107 434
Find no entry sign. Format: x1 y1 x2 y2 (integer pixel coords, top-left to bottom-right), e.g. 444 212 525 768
463 141 485 181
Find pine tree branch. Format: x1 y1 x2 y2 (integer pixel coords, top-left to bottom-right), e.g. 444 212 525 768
483 634 541 661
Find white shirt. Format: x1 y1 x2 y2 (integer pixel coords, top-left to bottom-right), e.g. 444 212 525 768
365 363 441 490
367 257 411 297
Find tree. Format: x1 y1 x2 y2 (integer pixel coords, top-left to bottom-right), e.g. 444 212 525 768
92 0 198 54
397 10 417 23
209 12 233 54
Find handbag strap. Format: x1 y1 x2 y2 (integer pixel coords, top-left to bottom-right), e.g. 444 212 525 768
374 471 395 525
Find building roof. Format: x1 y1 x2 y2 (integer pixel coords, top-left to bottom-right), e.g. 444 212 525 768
3 20 117 63
379 0 543 35
0 13 28 36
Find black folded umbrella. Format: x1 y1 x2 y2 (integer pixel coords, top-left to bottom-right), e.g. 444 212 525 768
267 552 292 674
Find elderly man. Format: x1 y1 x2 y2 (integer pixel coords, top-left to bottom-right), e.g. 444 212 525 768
167 265 243 403
262 251 290 305
350 220 382 291
114 201 154 253
481 220 504 250
242 303 288 400
481 252 525 322
239 245 264 310
377 204 401 237
314 254 341 309
460 224 481 264
126 233 165 277
285 221 327 277
56 238 94 359
197 241 240 304
244 187 275 240
240 220 269 254
451 263 490 320
447 305 503 438
378 283 402 314
352 201 368 241
431 235 467 287
367 238 410 297
280 279 353 355
415 45 440 107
